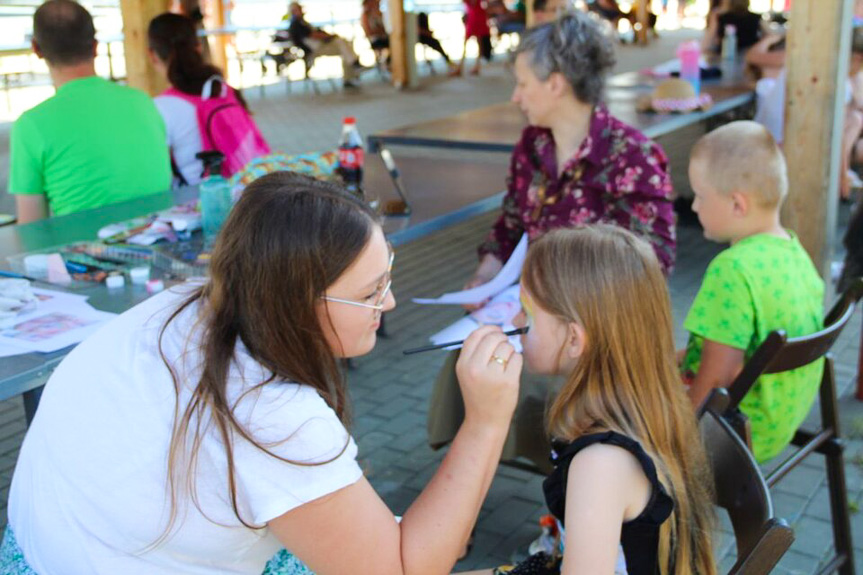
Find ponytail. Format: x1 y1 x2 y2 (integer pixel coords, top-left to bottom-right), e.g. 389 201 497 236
148 12 248 109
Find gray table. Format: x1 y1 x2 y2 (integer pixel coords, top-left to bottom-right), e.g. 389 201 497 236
0 154 509 419
367 65 755 154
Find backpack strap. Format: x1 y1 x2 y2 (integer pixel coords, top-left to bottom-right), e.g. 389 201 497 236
201 75 228 100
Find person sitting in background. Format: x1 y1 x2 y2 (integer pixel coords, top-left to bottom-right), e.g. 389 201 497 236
148 13 270 186
747 26 863 199
681 121 824 463
360 0 389 58
417 11 456 70
702 0 765 54
9 0 170 224
487 0 526 37
586 0 657 39
285 1 365 89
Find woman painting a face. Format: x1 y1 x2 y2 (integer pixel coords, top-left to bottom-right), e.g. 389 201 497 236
3 172 522 575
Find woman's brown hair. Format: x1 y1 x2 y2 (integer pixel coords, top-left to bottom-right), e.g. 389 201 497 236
156 172 379 542
522 225 716 575
148 12 249 110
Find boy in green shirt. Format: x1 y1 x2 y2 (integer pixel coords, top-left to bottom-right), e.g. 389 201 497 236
10 0 170 223
681 120 824 462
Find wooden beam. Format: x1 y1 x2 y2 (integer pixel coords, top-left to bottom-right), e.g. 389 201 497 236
783 0 853 283
119 0 171 95
525 0 534 28
388 0 407 88
205 0 228 75
635 0 649 44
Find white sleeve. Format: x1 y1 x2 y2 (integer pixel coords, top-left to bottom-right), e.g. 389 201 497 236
229 381 363 525
153 95 176 148
154 94 204 185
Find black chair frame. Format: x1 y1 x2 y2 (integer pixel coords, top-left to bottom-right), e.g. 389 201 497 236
700 389 795 574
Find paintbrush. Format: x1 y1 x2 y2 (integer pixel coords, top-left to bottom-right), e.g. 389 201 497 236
402 326 528 355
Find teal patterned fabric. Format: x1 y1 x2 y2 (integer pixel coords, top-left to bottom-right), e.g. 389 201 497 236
0 528 38 575
0 525 313 575
262 549 315 575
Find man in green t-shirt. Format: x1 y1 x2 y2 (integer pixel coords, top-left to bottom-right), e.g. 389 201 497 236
681 121 824 462
10 0 171 223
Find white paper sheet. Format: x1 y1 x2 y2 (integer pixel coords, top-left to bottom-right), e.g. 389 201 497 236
428 285 523 352
0 288 116 356
413 234 528 305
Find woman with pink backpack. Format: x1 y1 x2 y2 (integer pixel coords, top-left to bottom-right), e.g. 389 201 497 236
148 13 271 186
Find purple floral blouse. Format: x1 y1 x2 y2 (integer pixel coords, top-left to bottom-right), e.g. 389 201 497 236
478 105 677 273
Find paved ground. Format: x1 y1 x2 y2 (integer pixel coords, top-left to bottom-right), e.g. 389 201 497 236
0 26 861 574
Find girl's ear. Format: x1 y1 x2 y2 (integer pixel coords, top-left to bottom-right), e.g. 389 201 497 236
564 321 587 360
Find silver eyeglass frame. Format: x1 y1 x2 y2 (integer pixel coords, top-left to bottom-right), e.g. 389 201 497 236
321 251 394 314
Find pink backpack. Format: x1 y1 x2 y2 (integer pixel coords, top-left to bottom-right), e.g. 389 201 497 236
164 77 271 177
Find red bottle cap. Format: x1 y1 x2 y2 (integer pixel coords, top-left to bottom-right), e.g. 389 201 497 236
343 116 357 124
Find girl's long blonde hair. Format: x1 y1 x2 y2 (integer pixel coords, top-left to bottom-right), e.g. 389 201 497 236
522 225 716 575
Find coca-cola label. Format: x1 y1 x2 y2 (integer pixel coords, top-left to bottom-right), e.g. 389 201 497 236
339 147 364 169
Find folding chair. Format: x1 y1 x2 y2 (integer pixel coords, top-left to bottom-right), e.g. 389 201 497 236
717 278 863 575
700 389 795 574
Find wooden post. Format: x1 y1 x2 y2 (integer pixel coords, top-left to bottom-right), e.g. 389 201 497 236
388 0 407 87
119 0 171 95
525 0 534 28
635 0 649 44
783 0 853 282
206 0 229 76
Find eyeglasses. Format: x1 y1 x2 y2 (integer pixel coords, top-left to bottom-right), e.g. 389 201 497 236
322 251 394 317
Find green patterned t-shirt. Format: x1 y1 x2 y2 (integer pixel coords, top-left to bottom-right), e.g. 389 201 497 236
681 232 824 462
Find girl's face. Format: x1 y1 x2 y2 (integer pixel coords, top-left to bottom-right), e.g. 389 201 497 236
319 227 396 358
513 284 581 375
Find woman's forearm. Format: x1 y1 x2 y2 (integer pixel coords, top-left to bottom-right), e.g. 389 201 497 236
398 421 509 574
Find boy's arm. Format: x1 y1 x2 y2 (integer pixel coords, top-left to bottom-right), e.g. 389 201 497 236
687 338 745 409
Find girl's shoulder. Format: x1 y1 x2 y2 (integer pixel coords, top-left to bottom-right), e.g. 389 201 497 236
545 431 673 526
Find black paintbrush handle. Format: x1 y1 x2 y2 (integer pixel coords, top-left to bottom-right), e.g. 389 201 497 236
402 326 528 355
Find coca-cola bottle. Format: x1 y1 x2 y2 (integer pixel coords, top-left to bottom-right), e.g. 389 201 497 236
337 117 364 199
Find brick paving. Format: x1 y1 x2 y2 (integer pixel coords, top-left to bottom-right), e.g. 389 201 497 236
0 26 860 573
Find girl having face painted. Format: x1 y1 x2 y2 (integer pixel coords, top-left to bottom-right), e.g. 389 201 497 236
464 224 716 575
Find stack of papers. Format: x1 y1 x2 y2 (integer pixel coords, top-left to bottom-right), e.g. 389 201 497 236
413 234 528 351
0 288 116 357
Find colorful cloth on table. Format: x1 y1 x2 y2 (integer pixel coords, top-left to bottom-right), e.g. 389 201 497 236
9 76 171 217
464 0 491 38
478 105 676 273
230 151 339 190
0 526 314 575
681 232 824 462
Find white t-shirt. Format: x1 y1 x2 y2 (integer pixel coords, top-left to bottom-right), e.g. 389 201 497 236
8 285 363 574
754 69 853 145
154 94 204 186
753 69 786 145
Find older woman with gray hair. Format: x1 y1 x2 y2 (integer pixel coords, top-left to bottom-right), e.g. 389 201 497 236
428 12 676 487
468 11 675 290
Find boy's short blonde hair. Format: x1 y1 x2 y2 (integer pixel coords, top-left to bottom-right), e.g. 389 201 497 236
690 120 788 208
